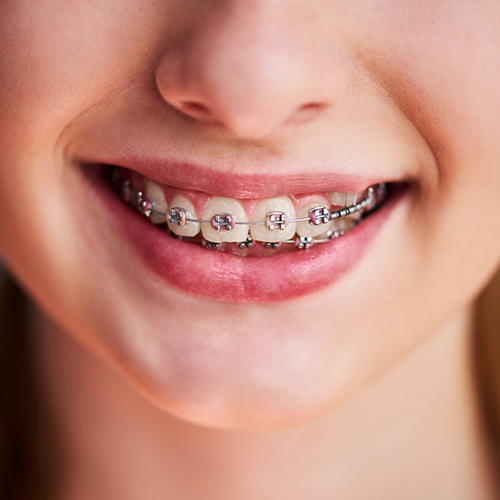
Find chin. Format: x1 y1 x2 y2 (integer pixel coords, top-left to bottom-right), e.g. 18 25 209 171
120 340 349 430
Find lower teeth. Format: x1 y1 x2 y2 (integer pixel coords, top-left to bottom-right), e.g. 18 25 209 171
114 172 387 254
167 228 349 255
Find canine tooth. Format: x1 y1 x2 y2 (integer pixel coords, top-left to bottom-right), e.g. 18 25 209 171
328 191 360 207
250 197 296 242
345 193 357 206
145 181 168 224
297 202 333 237
201 197 249 243
328 191 348 207
167 195 200 237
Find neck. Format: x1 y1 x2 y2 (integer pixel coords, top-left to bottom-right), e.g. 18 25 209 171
34 304 495 500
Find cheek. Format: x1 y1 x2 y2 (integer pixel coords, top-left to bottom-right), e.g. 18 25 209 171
360 1 500 276
0 0 170 308
0 0 191 154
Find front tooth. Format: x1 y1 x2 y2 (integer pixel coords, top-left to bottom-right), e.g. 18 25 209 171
296 202 332 237
201 197 249 243
250 197 296 242
145 181 168 224
167 194 200 237
328 191 358 207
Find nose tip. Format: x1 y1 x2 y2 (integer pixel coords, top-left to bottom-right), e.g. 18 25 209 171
155 4 347 138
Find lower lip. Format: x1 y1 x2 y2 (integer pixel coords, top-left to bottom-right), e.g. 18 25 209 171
88 170 400 302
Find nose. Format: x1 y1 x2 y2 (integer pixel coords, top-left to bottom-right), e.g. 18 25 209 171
156 1 348 138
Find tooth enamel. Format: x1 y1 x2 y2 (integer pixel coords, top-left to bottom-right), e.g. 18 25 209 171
145 181 168 224
250 197 296 242
331 216 357 233
348 210 362 221
126 177 376 250
328 191 348 207
328 192 356 208
201 197 249 242
296 202 333 237
167 195 200 237
345 193 358 206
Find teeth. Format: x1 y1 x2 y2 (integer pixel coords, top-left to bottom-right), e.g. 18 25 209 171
296 202 333 237
167 195 200 237
250 197 296 242
125 176 376 247
145 181 168 224
201 197 249 243
348 210 362 221
331 215 357 233
346 193 358 206
327 191 347 207
328 192 358 207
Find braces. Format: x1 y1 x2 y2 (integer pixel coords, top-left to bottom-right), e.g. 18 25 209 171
118 178 387 249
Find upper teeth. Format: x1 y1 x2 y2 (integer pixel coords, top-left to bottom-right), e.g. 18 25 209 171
201 197 249 243
145 181 167 225
329 191 357 207
297 202 333 237
167 194 200 237
250 197 297 242
125 178 379 244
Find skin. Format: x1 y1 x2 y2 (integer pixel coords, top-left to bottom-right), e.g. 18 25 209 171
0 0 500 497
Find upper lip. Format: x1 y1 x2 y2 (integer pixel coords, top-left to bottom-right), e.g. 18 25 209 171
77 153 397 199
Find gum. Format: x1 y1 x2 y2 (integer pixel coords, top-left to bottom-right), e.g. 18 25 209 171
121 167 362 219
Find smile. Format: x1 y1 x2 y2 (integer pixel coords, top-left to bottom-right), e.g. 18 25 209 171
113 167 388 255
83 162 404 302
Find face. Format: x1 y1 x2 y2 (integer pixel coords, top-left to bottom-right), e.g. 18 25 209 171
1 0 499 428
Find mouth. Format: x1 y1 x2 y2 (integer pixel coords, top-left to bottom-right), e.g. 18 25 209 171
82 162 406 302
114 166 387 253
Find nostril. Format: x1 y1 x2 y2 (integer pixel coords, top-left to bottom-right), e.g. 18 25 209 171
285 102 329 125
301 103 323 111
177 101 213 119
299 102 329 115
